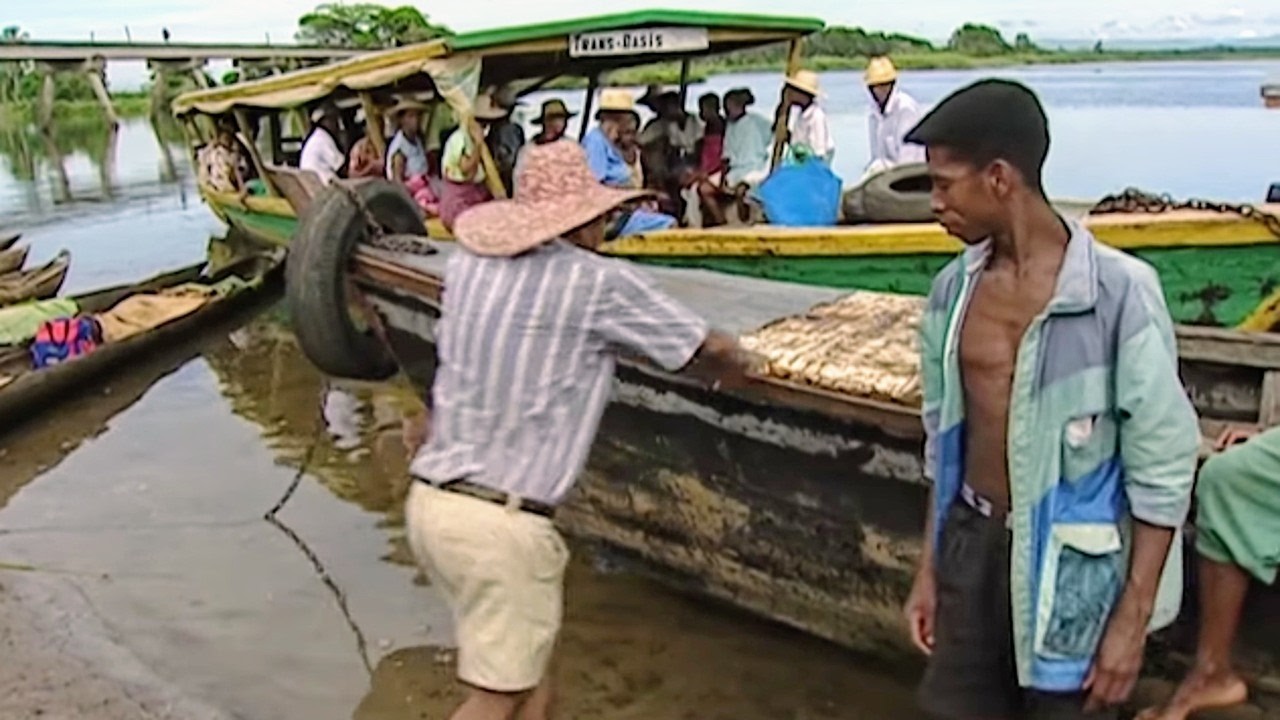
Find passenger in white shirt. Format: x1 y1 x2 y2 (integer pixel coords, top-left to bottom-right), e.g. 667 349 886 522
783 70 835 166
864 56 926 178
299 104 345 185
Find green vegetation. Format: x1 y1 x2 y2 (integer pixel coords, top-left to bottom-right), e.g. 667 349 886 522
295 3 451 48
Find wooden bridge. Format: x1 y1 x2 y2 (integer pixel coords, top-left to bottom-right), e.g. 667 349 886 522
1 40 363 129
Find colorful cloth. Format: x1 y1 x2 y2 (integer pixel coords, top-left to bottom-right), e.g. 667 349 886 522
0 298 79 346
1196 427 1280 584
196 143 240 193
405 175 441 217
31 316 101 368
920 222 1200 691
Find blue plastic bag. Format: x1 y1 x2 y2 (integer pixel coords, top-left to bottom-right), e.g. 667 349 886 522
756 160 842 227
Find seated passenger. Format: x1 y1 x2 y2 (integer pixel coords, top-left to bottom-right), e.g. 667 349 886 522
438 92 508 232
638 90 701 195
348 107 385 180
299 103 345 185
722 88 773 190
581 89 677 237
197 118 246 195
484 85 525 193
783 70 835 166
864 56 926 178
680 93 727 227
532 99 575 145
385 98 439 215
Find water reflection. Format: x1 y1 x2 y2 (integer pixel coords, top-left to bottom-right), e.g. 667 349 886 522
0 113 187 212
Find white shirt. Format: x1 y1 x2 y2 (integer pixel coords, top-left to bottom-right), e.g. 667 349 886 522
299 127 344 185
867 87 926 173
787 102 835 163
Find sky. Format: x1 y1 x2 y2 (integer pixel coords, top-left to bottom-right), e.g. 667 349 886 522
10 0 1280 88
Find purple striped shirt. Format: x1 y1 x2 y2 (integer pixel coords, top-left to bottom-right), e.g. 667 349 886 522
409 240 709 504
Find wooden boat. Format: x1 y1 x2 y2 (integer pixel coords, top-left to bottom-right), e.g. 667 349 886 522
0 232 20 252
0 254 280 429
171 10 1280 331
0 251 70 306
0 244 30 275
1264 76 1280 109
339 242 1280 684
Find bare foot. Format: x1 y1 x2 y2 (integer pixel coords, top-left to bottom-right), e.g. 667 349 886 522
1136 668 1248 720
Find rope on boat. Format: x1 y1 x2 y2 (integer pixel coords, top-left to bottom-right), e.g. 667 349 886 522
1091 187 1280 239
261 414 374 677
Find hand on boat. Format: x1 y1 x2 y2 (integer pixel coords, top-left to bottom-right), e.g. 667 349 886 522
903 569 936 656
1213 423 1260 451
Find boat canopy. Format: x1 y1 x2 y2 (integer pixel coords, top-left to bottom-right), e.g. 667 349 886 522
172 9 824 117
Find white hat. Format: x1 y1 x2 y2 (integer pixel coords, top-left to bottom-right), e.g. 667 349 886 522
597 88 636 114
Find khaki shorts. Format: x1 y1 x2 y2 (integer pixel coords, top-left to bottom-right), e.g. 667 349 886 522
405 482 570 692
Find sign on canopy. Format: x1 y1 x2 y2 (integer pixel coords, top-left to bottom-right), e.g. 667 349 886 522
569 27 710 58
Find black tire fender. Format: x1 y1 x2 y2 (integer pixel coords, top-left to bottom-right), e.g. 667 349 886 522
285 180 423 380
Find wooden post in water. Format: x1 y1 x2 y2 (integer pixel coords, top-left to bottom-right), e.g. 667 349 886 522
770 38 805 171
579 74 599 142
234 108 279 197
82 57 120 129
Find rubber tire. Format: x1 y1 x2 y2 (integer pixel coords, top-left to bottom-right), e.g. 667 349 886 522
842 162 934 223
286 180 424 381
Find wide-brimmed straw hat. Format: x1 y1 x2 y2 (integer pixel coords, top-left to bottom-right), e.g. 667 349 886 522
454 141 648 257
637 84 665 109
472 92 510 121
389 97 429 116
534 98 576 124
597 88 636 113
785 70 823 98
865 56 898 86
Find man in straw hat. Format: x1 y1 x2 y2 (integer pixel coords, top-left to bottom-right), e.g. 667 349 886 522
405 140 756 720
438 91 510 230
783 69 835 166
864 56 925 177
485 84 526 192
384 97 439 213
299 101 345 185
902 79 1197 720
531 98 575 145
582 88 676 235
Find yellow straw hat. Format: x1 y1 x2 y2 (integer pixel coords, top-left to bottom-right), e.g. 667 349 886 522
865 56 899 86
784 70 823 98
597 88 637 113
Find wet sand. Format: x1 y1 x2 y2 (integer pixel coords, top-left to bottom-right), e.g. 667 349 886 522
0 314 924 719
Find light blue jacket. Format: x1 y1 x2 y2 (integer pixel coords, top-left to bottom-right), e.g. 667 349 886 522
921 221 1199 691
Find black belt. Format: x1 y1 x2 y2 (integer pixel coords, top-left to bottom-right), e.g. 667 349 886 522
430 478 556 519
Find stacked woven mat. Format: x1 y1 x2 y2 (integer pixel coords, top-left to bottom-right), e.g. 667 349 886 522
740 291 926 406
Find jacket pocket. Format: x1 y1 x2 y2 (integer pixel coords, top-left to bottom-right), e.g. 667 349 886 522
1061 413 1117 482
1035 523 1123 660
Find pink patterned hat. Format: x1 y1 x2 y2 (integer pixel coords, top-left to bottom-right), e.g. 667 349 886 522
453 141 648 257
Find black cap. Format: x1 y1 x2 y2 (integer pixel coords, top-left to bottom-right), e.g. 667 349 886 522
904 79 1049 176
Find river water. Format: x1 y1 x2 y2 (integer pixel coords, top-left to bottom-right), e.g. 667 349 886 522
0 61 1277 719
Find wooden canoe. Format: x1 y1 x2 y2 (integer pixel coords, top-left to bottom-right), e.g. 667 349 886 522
0 232 20 252
0 251 70 307
0 245 29 275
0 254 281 429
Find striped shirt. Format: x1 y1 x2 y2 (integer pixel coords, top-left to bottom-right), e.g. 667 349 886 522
409 240 709 505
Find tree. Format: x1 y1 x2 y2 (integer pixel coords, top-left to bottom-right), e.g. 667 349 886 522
295 3 452 49
947 23 1013 56
0 26 31 105
1014 32 1038 53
